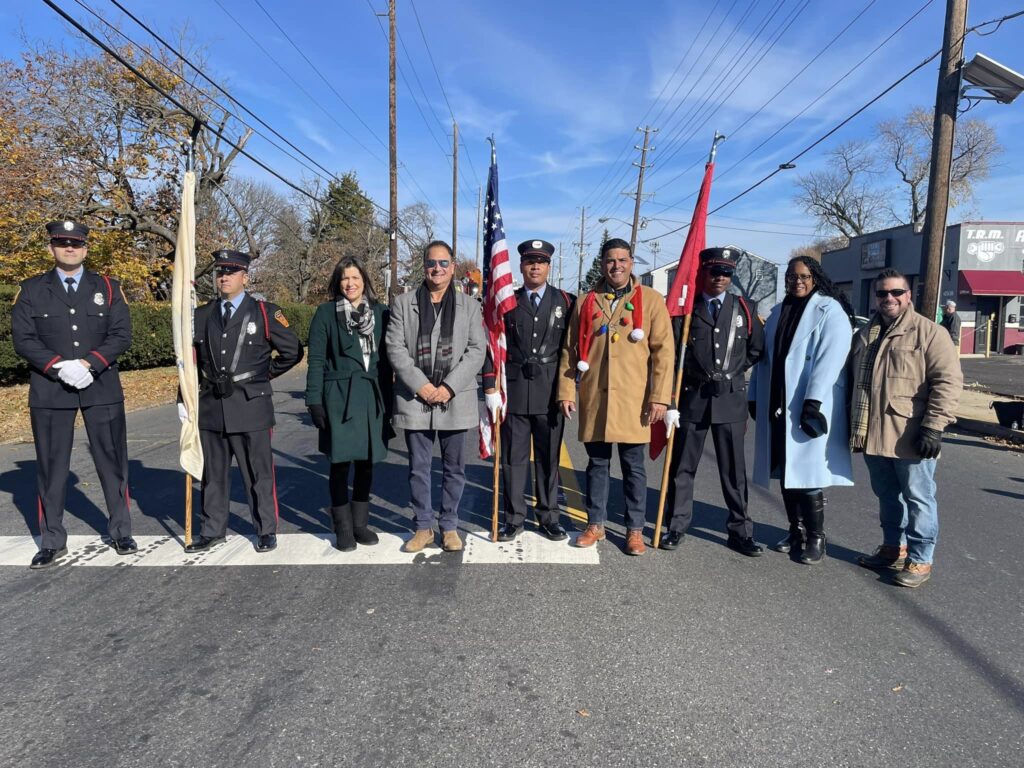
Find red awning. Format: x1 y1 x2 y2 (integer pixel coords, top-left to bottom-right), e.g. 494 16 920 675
959 270 1024 296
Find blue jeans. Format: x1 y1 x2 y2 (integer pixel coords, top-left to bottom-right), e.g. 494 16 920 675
863 454 939 564
404 429 467 532
584 442 647 531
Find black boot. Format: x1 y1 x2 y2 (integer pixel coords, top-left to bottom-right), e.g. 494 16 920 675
799 492 827 565
331 504 356 552
773 490 806 554
351 500 379 546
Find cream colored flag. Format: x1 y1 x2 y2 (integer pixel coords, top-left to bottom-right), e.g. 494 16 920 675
172 170 204 479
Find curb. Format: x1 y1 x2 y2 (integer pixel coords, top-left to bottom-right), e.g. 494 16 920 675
951 416 1024 444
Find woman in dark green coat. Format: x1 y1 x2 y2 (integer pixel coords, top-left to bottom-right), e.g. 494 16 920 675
305 256 393 551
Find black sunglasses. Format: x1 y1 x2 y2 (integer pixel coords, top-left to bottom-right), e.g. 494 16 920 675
425 259 450 269
875 288 909 298
709 267 734 278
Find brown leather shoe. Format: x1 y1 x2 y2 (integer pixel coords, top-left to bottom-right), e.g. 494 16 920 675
625 529 645 556
894 561 932 588
403 528 435 553
857 544 907 571
575 524 605 548
441 530 463 552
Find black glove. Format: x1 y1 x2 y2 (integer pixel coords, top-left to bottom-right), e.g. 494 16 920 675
916 427 942 459
748 401 757 421
799 399 828 438
308 404 328 431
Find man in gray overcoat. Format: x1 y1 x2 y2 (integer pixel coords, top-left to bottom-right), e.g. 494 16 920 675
386 241 487 552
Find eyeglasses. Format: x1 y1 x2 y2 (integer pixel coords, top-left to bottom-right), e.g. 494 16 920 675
709 267 734 278
875 288 909 298
425 259 450 269
52 239 85 249
785 273 813 283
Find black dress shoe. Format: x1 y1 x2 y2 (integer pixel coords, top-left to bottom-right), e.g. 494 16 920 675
726 534 765 557
661 530 685 550
536 521 568 541
29 547 68 570
498 524 524 542
255 534 277 553
184 535 225 553
110 536 138 555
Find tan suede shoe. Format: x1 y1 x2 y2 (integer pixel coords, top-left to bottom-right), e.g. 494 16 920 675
403 529 435 553
441 530 463 552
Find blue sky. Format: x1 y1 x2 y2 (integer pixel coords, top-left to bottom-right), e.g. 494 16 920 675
4 0 1024 287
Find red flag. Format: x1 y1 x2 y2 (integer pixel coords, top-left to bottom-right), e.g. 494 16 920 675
650 161 716 460
665 161 715 317
478 152 517 459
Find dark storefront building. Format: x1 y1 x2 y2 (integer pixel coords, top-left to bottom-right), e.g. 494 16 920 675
821 221 1024 354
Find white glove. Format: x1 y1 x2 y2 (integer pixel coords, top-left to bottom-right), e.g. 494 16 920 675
664 408 681 437
54 359 92 389
177 402 189 424
484 391 504 422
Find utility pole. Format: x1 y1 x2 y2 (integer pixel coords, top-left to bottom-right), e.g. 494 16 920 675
918 0 968 321
575 207 588 293
387 0 398 300
475 185 482 267
452 121 458 260
628 126 657 254
557 241 563 290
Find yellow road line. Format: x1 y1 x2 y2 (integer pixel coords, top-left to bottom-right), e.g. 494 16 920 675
558 442 587 523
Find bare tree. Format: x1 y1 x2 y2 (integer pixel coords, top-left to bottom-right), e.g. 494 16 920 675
397 202 437 289
793 141 891 239
878 107 1002 228
789 235 848 263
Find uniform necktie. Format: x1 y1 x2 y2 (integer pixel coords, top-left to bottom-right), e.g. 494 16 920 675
531 292 540 310
711 298 721 322
222 302 233 325
65 277 76 296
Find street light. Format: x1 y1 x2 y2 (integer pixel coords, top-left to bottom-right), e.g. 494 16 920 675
961 53 1024 104
598 216 650 230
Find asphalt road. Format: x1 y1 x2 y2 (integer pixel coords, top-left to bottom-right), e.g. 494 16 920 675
960 355 1024 398
1 368 1022 767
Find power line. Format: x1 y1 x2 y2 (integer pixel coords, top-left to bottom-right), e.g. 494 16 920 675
648 0 811 182
642 46 946 242
650 0 913 200
42 0 388 235
407 0 481 188
208 0 387 166
94 0 387 218
250 0 388 151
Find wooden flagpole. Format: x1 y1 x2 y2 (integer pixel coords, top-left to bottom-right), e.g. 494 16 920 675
653 312 693 549
491 410 502 542
652 131 725 550
184 474 193 547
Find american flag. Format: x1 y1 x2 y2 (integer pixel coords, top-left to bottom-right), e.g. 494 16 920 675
479 149 517 459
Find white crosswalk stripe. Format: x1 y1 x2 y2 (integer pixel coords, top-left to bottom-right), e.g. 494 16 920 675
0 531 600 567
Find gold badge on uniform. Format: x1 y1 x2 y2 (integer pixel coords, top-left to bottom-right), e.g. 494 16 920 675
93 292 104 305
246 321 257 336
274 309 289 327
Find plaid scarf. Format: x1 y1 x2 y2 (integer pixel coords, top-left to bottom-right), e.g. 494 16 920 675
849 313 901 451
415 281 456 410
337 298 376 362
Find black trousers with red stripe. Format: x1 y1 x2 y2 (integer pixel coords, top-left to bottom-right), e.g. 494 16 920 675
199 428 278 538
30 403 132 550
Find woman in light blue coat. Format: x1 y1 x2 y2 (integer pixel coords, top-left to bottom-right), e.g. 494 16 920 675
749 256 854 564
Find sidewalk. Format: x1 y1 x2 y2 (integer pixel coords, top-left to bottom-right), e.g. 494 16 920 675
954 385 1024 444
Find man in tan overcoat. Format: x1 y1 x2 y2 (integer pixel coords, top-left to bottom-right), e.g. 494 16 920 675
849 268 961 588
558 238 673 555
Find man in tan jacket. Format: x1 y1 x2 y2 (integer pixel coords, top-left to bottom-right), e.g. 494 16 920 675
558 238 673 555
849 268 962 588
